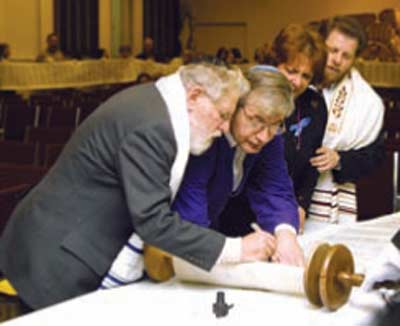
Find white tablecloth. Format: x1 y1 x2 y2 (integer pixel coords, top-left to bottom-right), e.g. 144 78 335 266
4 212 400 326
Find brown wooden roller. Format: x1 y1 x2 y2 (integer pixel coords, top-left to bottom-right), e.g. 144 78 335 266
304 243 364 311
144 243 364 311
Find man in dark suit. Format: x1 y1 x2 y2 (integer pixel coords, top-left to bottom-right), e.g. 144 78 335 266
0 63 276 311
101 69 302 289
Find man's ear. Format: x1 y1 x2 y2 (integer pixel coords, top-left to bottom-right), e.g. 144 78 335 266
186 86 204 111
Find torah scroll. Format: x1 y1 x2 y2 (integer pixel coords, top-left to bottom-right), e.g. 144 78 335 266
173 257 305 295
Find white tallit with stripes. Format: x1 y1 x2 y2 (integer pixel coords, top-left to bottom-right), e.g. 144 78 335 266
100 72 190 289
308 68 384 224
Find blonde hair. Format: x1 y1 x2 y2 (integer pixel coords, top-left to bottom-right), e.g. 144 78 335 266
241 70 294 118
179 63 249 103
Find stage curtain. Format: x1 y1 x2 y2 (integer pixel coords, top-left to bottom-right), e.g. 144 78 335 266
54 0 99 59
143 0 181 61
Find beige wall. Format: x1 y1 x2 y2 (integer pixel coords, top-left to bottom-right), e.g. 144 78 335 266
99 0 143 58
99 0 112 54
132 0 143 55
0 0 53 61
1 1 399 61
121 0 133 46
191 0 400 60
0 0 139 61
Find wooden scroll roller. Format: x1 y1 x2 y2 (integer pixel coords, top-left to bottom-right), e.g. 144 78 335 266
143 243 365 311
303 243 364 311
143 244 175 282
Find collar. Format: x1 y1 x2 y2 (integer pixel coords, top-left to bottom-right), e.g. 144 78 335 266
155 72 187 116
224 132 237 148
155 72 190 198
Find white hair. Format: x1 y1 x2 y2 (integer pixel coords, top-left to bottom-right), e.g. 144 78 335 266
179 63 249 103
240 70 294 117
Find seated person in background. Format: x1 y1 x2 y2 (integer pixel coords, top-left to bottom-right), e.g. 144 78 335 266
93 48 109 59
216 46 229 63
36 33 65 62
0 43 10 61
119 45 132 58
307 16 385 224
231 47 248 64
0 63 269 312
135 72 153 84
170 49 198 66
101 68 304 289
225 49 235 65
215 47 242 65
136 36 158 61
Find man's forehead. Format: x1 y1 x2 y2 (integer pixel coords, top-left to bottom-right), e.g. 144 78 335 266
246 102 284 122
326 29 358 49
261 111 284 123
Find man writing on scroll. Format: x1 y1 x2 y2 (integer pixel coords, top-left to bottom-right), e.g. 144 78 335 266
0 63 278 313
172 68 303 266
308 16 385 224
102 68 304 288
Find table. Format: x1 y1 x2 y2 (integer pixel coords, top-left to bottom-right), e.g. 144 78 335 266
4 213 400 326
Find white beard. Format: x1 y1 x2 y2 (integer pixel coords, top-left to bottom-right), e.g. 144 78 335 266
190 136 213 155
189 130 221 155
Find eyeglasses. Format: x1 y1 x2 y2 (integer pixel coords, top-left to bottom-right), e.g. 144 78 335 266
242 106 286 135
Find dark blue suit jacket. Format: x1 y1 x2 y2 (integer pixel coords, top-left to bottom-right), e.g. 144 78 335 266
172 134 299 233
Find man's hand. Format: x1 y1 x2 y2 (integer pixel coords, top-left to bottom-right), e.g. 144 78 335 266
271 229 305 267
310 146 340 172
240 230 276 262
298 206 306 234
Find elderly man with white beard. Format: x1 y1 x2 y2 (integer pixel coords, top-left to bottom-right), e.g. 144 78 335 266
0 63 276 316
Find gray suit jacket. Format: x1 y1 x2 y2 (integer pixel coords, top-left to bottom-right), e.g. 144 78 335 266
0 83 225 309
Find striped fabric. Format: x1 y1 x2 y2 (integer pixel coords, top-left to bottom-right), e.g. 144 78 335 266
100 233 145 289
307 68 383 226
308 182 357 224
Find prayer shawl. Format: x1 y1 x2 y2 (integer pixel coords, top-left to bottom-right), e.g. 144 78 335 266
100 73 190 289
308 68 384 224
